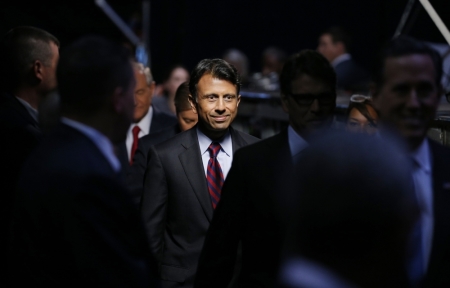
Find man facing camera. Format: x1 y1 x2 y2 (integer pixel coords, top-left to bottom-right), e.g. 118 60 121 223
11 36 155 287
141 59 258 287
195 50 337 288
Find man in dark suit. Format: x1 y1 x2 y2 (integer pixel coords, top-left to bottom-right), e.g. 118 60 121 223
0 26 59 275
116 62 176 170
279 132 418 288
317 26 369 92
127 81 197 206
141 59 258 287
195 50 337 288
371 35 450 287
10 36 155 287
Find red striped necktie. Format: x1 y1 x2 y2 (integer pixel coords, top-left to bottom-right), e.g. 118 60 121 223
130 126 141 165
206 142 224 209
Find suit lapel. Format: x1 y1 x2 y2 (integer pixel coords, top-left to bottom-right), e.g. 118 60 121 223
179 129 213 221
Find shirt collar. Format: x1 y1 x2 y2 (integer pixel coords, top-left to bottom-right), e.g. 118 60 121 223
131 106 153 134
61 117 121 172
288 125 308 158
331 53 351 68
197 126 232 157
410 138 431 173
16 96 38 122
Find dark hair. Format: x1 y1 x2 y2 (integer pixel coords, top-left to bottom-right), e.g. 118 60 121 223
373 35 443 87
174 81 191 111
189 58 240 101
162 64 188 83
57 36 133 116
1 26 59 91
280 50 337 96
322 26 351 51
346 99 377 126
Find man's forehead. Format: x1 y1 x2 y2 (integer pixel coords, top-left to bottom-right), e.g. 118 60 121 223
383 54 436 80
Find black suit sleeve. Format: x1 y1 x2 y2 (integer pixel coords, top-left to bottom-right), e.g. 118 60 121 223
141 145 168 262
65 175 155 287
195 150 245 288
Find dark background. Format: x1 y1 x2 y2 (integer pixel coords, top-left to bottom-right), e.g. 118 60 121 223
1 0 449 83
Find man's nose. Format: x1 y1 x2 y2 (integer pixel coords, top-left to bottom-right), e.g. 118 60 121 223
310 98 320 112
215 97 226 112
405 89 420 109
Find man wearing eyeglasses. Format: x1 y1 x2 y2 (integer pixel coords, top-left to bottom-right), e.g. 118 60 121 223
195 50 336 288
371 36 450 287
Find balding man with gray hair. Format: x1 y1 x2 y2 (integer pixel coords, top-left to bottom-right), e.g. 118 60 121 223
116 62 176 170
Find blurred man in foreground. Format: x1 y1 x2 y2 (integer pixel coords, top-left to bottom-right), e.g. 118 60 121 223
280 132 418 288
11 36 155 287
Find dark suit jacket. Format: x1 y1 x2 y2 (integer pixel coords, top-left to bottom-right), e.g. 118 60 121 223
195 130 293 288
10 123 156 287
0 93 42 275
334 58 369 92
424 140 450 288
141 126 259 288
117 106 177 171
127 124 180 206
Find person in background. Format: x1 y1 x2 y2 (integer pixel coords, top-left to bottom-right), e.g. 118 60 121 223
279 132 418 288
10 36 156 287
250 46 287 91
223 48 250 88
317 26 369 93
153 64 190 115
346 94 379 135
116 62 176 170
126 81 197 207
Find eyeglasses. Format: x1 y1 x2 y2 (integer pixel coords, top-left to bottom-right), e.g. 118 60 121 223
287 92 336 106
350 94 372 103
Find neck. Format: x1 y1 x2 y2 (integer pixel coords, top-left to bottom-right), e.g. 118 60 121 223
198 122 229 140
15 88 41 110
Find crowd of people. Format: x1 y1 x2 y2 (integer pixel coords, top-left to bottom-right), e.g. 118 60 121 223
1 25 450 288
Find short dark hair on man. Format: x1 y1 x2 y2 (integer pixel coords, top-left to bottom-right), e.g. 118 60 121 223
57 36 133 116
373 35 443 87
174 81 191 111
189 58 240 101
322 26 351 51
1 26 59 92
280 50 336 96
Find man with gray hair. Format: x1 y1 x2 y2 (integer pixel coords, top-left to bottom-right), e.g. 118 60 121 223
117 62 176 168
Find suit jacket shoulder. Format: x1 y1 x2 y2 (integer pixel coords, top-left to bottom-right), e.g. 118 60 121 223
150 106 177 133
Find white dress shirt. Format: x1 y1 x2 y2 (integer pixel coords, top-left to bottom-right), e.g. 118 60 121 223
16 96 38 122
125 106 153 160
197 126 233 179
61 117 121 172
410 138 434 272
288 125 308 159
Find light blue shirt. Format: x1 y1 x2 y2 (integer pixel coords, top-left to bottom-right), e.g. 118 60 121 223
197 126 233 179
288 125 308 159
61 117 121 172
280 257 357 288
410 139 434 272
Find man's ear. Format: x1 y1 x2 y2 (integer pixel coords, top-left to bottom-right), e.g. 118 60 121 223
236 95 241 107
33 60 44 82
280 93 290 114
188 95 197 114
